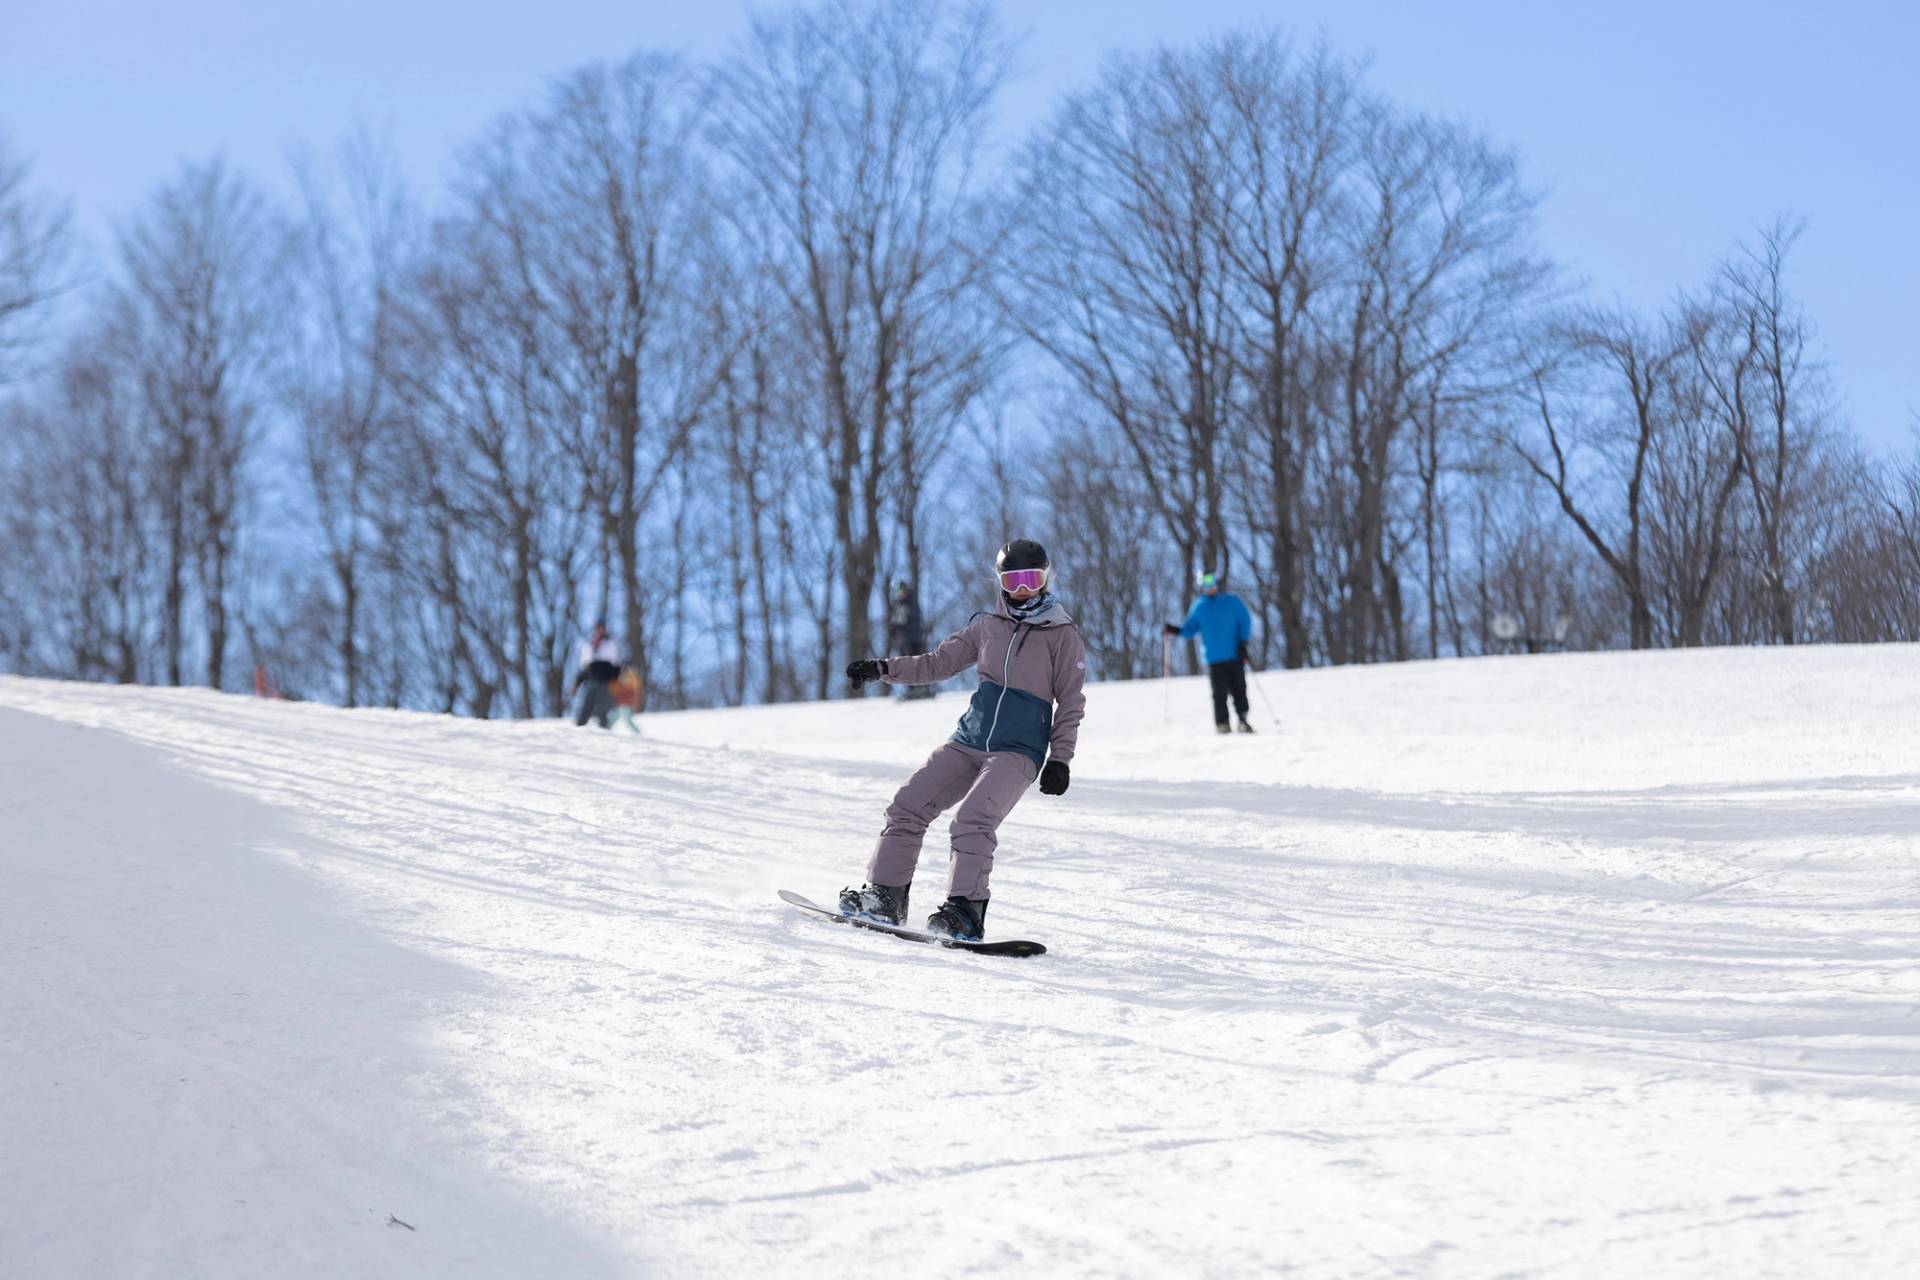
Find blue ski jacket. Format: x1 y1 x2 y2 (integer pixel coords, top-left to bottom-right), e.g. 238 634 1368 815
1176 592 1253 665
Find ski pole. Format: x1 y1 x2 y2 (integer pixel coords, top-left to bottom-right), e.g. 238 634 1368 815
1249 660 1282 730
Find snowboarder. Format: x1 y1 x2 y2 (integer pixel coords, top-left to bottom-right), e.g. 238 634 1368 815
839 539 1087 941
569 619 624 729
1163 570 1256 734
885 580 934 701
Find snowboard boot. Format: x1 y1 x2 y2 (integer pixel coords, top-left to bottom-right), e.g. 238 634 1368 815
1236 717 1255 733
1215 722 1232 735
925 895 988 942
838 881 910 925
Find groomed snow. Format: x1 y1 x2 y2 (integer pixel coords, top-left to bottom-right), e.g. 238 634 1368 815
3 645 1917 1277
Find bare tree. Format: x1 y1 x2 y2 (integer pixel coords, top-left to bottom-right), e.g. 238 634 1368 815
388 226 595 718
0 338 154 680
1214 35 1358 668
374 54 716 722
1015 37 1542 670
1316 103 1545 664
1009 41 1241 653
1717 219 1825 644
0 133 75 386
704 229 817 704
281 130 417 706
1471 472 1616 652
712 0 1012 691
1880 421 1920 629
1790 430 1919 644
117 158 277 688
1642 297 1747 646
1507 310 1682 649
502 54 720 705
1043 417 1178 678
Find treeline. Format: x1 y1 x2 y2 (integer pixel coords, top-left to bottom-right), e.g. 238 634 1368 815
3 1 1917 715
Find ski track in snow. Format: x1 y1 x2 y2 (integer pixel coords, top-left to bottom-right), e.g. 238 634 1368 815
3 644 1918 1277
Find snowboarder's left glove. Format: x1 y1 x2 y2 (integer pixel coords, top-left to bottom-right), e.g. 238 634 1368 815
846 658 888 689
1162 622 1181 637
1039 759 1070 795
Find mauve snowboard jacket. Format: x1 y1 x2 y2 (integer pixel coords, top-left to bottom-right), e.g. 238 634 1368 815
880 596 1087 771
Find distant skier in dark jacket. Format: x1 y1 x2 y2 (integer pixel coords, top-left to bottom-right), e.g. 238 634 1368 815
885 580 934 701
569 619 623 728
1164 570 1256 734
838 539 1087 941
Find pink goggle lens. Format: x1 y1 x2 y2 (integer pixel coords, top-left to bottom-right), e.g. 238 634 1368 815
999 568 1048 593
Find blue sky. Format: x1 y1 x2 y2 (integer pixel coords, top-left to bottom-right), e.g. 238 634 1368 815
6 0 1915 446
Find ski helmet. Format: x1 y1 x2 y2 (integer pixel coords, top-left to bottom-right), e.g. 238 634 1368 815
995 539 1051 600
996 539 1050 574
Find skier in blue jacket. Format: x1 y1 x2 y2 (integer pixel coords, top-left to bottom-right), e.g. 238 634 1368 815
1163 570 1255 734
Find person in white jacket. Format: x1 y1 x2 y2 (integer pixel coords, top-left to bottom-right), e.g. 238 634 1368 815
569 619 623 728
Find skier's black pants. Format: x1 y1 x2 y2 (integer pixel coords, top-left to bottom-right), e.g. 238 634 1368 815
575 676 614 728
1208 659 1249 726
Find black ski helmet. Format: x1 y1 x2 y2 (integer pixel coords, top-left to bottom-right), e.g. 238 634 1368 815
996 539 1050 575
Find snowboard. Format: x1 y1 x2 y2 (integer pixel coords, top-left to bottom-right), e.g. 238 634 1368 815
778 890 1047 958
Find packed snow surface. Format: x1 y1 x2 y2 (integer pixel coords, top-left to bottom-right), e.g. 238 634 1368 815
3 645 1918 1278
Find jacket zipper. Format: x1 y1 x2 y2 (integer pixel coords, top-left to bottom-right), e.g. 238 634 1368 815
984 624 1018 750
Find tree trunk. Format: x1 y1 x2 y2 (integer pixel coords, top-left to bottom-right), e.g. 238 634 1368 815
337 551 360 707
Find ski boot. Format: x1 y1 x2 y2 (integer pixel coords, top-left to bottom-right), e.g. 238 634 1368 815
1215 722 1232 735
838 882 910 925
1236 717 1255 733
926 895 988 942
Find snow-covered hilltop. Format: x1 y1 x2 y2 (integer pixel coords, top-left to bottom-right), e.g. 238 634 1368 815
4 646 1918 1277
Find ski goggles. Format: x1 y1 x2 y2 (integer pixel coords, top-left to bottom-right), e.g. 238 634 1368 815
1197 572 1220 592
998 567 1049 593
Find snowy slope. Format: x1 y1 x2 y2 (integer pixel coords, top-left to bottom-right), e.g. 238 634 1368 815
2 646 1918 1278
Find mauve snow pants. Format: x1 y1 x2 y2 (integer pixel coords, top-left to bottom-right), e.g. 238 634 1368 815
866 742 1038 899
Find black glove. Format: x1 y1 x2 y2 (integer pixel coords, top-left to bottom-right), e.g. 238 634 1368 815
1039 759 1070 796
1237 641 1249 663
846 658 888 689
1162 622 1181 637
